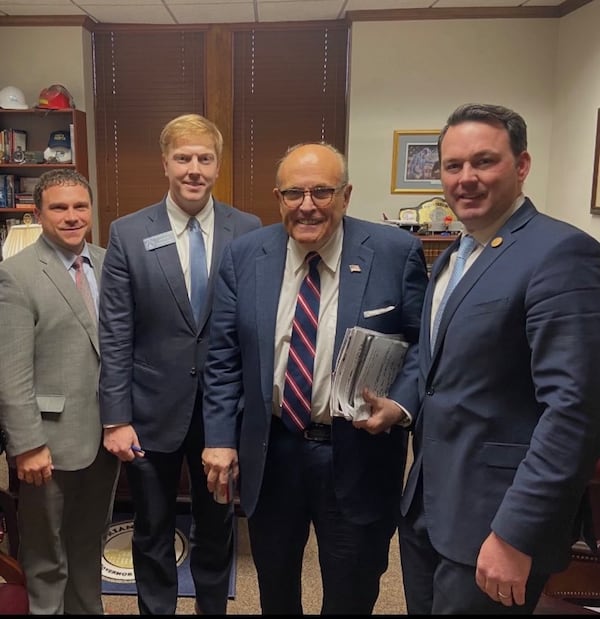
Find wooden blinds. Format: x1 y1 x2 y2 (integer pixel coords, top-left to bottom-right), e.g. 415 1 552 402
232 24 349 225
93 29 205 246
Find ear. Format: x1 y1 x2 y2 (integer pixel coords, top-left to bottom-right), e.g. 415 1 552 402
516 151 531 183
342 183 353 209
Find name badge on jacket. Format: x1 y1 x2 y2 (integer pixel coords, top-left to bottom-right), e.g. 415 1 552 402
143 231 176 251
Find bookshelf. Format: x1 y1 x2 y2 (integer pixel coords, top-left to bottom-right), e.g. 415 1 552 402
0 108 88 255
418 234 456 273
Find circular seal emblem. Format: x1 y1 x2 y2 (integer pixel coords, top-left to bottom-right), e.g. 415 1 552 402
102 519 189 583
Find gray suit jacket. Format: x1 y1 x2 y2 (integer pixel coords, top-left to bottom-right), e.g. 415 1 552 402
0 236 105 470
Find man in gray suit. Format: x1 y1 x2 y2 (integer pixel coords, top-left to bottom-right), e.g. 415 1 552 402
0 169 119 614
99 114 261 614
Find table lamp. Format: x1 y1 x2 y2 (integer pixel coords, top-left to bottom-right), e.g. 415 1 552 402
2 213 43 260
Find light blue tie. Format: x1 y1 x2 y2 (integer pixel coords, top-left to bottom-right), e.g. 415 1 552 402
188 217 208 325
431 234 477 352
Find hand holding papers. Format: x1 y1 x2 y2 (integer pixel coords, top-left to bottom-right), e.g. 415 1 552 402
330 327 408 422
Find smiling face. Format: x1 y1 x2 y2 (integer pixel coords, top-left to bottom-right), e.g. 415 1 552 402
35 182 92 255
274 144 352 252
439 121 530 233
162 134 220 217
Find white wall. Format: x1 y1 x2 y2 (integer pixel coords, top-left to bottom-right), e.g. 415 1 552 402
548 0 600 237
0 26 98 239
2 2 600 240
347 18 558 223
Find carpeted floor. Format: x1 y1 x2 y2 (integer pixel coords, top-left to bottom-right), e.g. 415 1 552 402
102 515 407 615
1 456 407 615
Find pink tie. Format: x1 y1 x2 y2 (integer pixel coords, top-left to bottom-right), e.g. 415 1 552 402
73 256 97 322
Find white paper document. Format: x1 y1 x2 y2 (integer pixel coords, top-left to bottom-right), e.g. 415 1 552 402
330 327 408 422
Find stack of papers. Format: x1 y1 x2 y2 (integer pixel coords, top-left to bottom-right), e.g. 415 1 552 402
330 327 408 422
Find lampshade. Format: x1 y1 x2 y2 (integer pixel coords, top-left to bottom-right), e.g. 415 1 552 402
2 218 43 260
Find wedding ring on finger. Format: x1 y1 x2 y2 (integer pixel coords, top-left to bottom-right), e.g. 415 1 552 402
498 591 510 599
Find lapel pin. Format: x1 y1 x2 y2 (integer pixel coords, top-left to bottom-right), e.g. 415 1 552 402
349 264 361 273
491 236 503 248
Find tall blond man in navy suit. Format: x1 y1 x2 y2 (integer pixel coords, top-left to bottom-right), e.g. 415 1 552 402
0 169 120 614
202 143 429 614
400 103 600 614
98 114 261 614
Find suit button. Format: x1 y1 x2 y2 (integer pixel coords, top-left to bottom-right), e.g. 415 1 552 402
426 388 434 396
197 335 201 342
190 367 197 376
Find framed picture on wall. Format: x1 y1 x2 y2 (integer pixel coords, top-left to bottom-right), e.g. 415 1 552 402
591 109 600 215
391 130 443 194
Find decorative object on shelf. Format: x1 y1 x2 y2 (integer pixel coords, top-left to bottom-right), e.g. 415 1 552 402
391 130 442 194
394 197 461 235
1 213 42 260
36 84 75 110
591 108 600 215
44 129 72 163
0 86 28 110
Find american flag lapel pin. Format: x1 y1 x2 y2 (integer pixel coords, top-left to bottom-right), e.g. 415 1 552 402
349 264 361 273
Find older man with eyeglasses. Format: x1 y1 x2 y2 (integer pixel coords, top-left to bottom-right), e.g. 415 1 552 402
201 142 429 614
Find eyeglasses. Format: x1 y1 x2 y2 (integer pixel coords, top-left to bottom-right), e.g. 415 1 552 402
278 185 346 209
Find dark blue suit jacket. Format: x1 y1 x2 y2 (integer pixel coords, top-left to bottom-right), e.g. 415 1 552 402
203 216 429 522
401 198 600 572
98 199 261 451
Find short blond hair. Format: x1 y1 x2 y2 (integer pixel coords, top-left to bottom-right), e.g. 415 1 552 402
159 113 223 160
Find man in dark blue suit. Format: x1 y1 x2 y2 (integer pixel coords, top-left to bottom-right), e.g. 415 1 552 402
98 114 261 614
201 142 429 614
400 103 600 614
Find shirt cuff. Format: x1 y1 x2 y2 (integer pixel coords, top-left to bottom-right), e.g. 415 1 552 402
390 400 412 428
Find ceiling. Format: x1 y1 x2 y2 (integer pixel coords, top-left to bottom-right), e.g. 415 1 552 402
0 0 582 25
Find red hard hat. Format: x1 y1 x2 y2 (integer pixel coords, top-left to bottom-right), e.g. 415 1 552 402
37 84 75 110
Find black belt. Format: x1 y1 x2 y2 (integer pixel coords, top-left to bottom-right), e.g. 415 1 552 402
272 415 331 442
303 423 331 442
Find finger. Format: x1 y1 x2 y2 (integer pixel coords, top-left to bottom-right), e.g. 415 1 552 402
497 590 512 605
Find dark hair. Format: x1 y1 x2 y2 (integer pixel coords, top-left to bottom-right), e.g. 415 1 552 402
438 103 528 159
33 169 93 210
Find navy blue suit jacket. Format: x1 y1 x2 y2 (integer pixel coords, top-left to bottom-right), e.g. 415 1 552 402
203 216 429 522
98 199 261 451
401 199 600 572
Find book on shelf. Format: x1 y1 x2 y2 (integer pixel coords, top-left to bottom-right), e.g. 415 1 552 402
0 174 19 208
0 129 27 163
19 177 38 194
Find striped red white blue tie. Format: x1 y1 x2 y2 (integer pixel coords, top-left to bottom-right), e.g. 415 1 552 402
281 251 321 433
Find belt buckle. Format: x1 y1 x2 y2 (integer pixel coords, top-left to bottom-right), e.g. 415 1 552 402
303 423 331 442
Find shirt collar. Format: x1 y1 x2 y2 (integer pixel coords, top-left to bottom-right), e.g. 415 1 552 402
42 235 92 270
287 221 343 275
472 194 525 247
166 193 214 236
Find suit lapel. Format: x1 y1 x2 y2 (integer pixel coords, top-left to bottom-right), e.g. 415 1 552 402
256 230 288 399
430 200 538 358
335 219 373 363
37 238 100 355
196 201 236 333
149 203 197 332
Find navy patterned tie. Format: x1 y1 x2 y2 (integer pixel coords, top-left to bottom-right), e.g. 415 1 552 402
188 217 208 325
431 234 476 352
282 252 321 433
